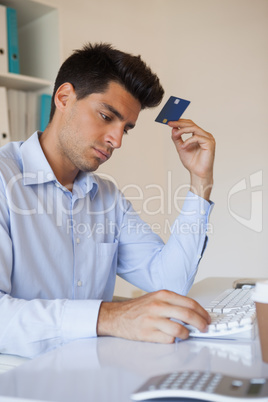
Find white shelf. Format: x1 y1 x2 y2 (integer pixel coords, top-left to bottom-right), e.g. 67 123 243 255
0 72 52 91
0 0 56 26
0 0 60 84
0 0 60 142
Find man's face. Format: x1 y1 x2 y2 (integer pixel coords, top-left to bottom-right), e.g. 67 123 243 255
57 81 141 174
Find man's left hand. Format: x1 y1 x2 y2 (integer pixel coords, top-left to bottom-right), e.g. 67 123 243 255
168 119 215 201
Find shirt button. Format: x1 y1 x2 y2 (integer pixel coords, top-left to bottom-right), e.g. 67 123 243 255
200 209 206 215
77 280 82 287
76 238 80 244
47 173 54 181
55 182 60 188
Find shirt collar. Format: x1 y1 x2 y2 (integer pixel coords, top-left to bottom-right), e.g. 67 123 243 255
73 171 98 200
21 131 55 185
20 131 99 200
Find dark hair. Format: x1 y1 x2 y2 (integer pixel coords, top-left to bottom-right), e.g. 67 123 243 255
49 43 164 121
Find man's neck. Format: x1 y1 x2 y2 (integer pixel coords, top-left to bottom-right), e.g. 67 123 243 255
39 127 79 192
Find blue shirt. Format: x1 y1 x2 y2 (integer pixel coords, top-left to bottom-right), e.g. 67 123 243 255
0 132 213 357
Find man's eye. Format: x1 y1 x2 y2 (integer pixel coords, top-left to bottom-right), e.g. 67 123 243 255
100 113 111 121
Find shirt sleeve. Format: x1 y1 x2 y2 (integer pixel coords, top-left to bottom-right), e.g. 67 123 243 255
0 293 102 358
0 182 102 358
117 191 214 296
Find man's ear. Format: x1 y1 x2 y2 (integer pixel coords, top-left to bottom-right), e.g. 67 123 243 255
54 83 76 113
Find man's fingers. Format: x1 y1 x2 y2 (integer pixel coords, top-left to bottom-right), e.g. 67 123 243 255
159 304 209 333
178 134 214 151
168 118 203 130
155 318 190 341
154 290 210 324
171 127 213 142
168 119 214 142
148 291 210 334
147 329 176 344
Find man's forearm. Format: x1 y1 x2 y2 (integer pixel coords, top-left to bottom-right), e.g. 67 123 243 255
190 173 213 201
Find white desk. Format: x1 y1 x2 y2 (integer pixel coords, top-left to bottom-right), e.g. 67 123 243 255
0 277 267 402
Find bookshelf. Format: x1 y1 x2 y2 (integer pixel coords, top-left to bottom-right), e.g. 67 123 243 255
0 72 51 91
0 0 60 91
0 0 60 144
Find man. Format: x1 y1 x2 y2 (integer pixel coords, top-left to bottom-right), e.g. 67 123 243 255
0 43 215 357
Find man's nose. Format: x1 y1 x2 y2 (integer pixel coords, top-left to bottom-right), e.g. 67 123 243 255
105 126 125 149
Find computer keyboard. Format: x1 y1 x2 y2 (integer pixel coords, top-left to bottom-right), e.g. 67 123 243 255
186 287 256 340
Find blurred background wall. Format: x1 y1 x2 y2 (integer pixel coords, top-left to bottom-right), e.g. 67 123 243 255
52 0 268 296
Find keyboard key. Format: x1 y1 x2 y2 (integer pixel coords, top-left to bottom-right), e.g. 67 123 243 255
186 288 256 339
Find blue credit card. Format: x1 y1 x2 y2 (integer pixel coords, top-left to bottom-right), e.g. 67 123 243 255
155 96 191 125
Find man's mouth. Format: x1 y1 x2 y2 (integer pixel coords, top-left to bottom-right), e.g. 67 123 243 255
93 148 111 162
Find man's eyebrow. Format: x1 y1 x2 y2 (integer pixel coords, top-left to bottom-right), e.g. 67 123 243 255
101 103 136 129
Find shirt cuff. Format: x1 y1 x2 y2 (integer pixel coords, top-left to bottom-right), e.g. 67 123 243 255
180 191 214 221
61 299 102 341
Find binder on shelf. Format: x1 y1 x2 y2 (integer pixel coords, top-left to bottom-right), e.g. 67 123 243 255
7 89 19 142
6 7 20 74
40 94 52 131
0 5 8 74
8 89 39 142
26 92 39 137
7 89 28 142
0 87 11 147
17 90 27 141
